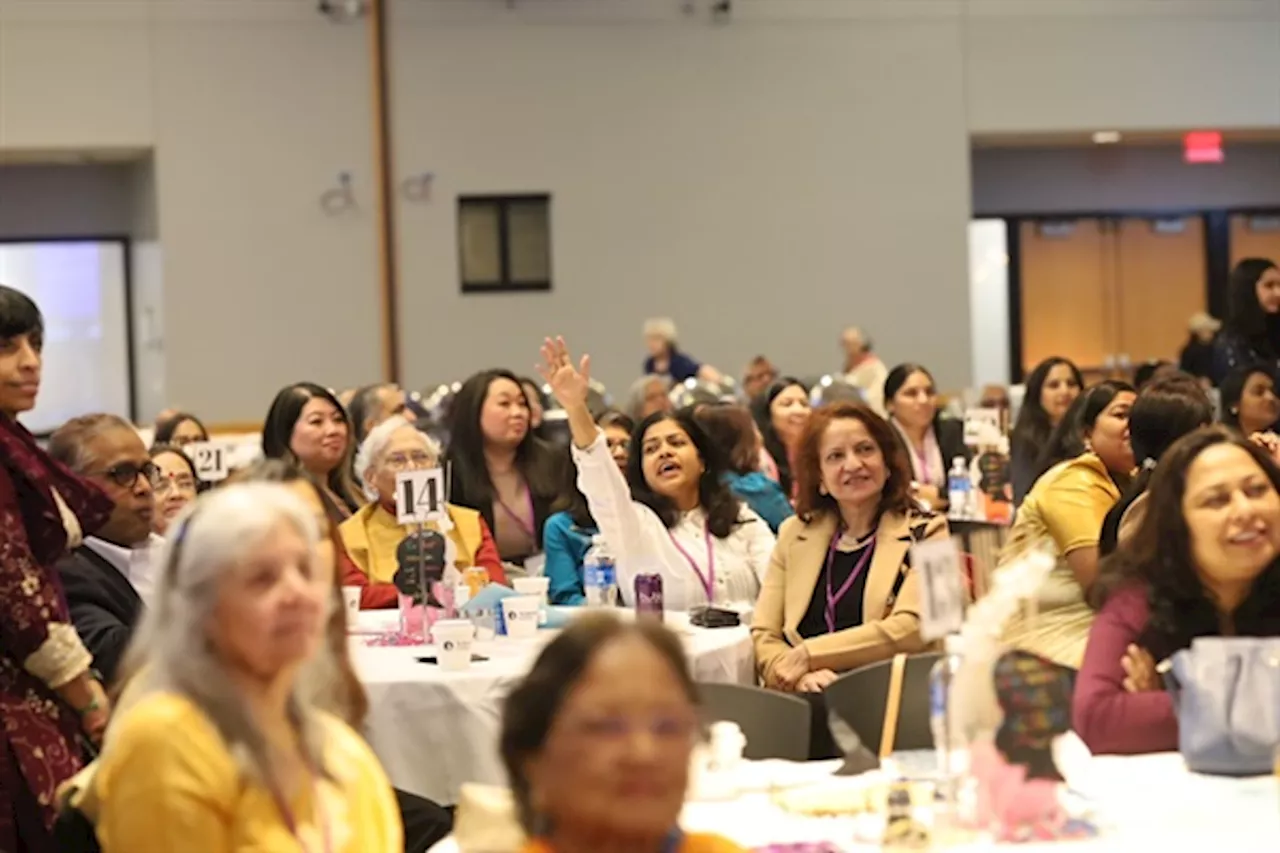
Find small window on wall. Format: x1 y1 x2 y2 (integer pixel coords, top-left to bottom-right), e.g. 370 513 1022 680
458 194 552 293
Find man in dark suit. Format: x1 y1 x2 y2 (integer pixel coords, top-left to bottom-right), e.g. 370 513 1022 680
48 414 158 687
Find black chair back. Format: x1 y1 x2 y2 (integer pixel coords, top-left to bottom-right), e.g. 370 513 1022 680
697 682 811 761
823 652 942 755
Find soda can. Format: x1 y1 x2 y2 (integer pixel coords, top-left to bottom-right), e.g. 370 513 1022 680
634 573 664 620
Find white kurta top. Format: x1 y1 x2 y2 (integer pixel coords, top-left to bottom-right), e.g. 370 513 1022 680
571 430 776 611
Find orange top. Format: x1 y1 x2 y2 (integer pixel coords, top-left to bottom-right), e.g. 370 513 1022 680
521 834 746 853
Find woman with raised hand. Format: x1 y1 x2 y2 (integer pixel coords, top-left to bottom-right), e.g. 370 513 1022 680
540 337 775 611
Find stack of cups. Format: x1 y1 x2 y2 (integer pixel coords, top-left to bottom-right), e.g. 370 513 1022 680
512 576 551 625
432 619 477 672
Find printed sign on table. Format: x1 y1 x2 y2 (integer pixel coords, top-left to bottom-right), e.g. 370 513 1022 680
187 441 232 483
911 537 966 641
395 468 445 525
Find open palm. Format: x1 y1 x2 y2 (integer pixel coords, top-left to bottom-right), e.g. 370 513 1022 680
538 336 592 409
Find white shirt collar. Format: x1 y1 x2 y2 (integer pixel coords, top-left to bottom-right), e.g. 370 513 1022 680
85 534 163 604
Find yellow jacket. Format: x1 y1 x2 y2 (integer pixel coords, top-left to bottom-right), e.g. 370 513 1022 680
94 691 402 852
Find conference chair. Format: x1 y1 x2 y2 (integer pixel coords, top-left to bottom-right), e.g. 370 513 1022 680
697 682 810 761
823 652 942 756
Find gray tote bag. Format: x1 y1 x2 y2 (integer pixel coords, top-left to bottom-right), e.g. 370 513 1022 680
1164 637 1280 776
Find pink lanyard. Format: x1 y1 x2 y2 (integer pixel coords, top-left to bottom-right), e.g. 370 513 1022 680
824 531 876 633
269 776 332 853
668 524 715 601
913 443 933 485
496 484 537 542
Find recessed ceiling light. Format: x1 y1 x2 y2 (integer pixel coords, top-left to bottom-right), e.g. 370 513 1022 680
1093 131 1122 144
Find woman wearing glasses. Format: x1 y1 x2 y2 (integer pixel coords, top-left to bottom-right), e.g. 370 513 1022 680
149 444 200 536
499 613 744 853
0 285 115 853
339 416 506 609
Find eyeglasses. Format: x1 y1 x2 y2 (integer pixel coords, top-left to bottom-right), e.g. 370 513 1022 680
98 461 160 489
559 713 698 744
384 451 434 471
154 473 198 496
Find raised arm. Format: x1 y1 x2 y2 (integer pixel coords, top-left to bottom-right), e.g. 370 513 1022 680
540 337 650 570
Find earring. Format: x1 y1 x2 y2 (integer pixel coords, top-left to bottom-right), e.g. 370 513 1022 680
1231 407 1239 415
819 484 828 495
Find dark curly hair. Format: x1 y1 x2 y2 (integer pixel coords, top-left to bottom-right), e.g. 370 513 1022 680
1093 426 1280 661
627 408 746 539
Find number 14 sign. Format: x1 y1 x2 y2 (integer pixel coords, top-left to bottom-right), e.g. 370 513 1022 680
396 468 445 525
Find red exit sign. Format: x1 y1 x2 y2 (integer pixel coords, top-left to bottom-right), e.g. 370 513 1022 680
1184 131 1224 164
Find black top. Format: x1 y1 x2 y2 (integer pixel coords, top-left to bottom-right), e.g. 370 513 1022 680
797 538 876 639
56 546 144 686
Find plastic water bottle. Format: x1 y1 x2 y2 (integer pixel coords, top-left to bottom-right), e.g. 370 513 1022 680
582 535 618 608
947 456 971 520
930 634 968 810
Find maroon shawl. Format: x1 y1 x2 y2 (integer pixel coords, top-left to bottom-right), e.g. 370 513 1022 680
0 415 113 846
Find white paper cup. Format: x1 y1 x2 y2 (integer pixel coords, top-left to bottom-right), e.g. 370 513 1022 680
501 595 541 639
341 586 361 626
512 576 551 625
432 619 476 672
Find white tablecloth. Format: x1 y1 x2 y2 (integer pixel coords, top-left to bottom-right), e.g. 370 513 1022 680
429 753 1280 852
351 608 755 804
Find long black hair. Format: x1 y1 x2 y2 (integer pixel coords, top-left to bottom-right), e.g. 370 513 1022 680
883 362 943 433
1093 427 1280 660
1098 373 1214 555
444 369 570 552
1219 363 1277 433
261 382 361 514
0 285 42 341
1224 258 1280 349
1012 357 1084 462
750 376 807 496
627 408 746 539
1032 379 1134 484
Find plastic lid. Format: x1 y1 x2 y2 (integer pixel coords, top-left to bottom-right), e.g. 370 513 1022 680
944 633 965 654
952 456 967 468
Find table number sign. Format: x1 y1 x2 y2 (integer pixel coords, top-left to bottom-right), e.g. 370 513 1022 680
187 441 232 483
963 407 1003 447
396 468 445 525
911 537 965 641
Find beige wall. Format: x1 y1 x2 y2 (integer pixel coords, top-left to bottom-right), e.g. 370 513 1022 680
3 0 1280 418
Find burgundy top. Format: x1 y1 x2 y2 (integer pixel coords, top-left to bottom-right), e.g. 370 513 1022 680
1072 584 1177 755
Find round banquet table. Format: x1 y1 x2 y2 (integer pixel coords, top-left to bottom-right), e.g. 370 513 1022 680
428 752 1280 852
350 607 755 804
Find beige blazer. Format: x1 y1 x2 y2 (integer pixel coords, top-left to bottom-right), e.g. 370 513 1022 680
751 508 947 687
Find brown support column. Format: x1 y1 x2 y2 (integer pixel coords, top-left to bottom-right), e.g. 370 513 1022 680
369 0 401 383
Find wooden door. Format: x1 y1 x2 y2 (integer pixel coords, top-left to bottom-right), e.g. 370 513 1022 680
1230 214 1280 267
1115 217 1206 365
1019 219 1112 375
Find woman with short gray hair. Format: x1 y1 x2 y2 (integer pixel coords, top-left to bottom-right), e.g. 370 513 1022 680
339 416 505 609
93 482 402 851
641 316 723 385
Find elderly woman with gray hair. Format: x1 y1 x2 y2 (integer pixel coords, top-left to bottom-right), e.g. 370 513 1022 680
92 482 403 851
338 415 505 608
641 317 723 384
